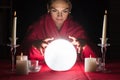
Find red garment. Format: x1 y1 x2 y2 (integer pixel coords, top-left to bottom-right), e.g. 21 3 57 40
19 14 97 62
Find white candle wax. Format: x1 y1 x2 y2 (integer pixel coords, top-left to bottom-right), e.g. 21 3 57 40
16 60 29 75
84 58 97 72
16 55 28 60
12 11 17 45
102 10 107 45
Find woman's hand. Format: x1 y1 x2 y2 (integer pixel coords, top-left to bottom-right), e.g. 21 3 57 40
69 36 79 46
41 37 54 49
40 37 54 55
32 37 54 56
68 36 81 53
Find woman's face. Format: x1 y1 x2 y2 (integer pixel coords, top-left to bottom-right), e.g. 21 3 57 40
49 0 70 25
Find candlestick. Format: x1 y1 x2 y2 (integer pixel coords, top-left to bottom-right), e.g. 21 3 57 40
7 11 19 72
12 11 17 46
98 10 110 73
102 10 107 45
8 42 19 72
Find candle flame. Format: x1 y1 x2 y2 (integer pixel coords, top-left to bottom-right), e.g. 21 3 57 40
14 11 16 17
20 52 23 60
105 10 107 14
90 55 91 58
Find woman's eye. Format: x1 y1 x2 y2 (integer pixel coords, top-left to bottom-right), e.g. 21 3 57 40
63 10 69 13
62 9 70 14
51 9 57 12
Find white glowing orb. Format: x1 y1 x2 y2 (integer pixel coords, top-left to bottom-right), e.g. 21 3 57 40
44 39 77 71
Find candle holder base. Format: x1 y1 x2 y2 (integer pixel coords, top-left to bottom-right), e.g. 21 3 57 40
101 69 111 73
9 69 16 73
7 37 19 72
96 63 111 73
97 38 110 73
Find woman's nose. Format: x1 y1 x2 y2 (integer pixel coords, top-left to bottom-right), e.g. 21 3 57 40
57 12 62 17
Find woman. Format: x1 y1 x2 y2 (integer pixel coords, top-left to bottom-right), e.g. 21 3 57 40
19 0 98 63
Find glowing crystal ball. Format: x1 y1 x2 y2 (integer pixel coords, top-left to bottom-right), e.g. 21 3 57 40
44 39 77 71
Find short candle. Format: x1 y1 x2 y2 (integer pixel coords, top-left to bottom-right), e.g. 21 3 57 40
16 53 29 75
84 55 97 72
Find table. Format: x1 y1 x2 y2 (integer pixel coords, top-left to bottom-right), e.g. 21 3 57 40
0 60 120 80
0 60 88 80
84 60 120 80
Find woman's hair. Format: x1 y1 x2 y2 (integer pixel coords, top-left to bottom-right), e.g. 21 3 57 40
47 0 72 11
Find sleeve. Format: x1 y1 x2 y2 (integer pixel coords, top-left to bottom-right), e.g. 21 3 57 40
69 20 100 59
17 20 45 61
29 46 44 60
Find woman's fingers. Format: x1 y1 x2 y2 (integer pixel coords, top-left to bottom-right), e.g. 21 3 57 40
69 36 78 45
41 37 54 48
69 36 76 41
40 47 44 56
44 37 54 42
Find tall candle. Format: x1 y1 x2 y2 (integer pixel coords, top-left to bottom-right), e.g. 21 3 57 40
12 11 17 45
102 10 107 45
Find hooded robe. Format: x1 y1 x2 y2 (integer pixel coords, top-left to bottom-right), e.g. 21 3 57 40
18 14 98 62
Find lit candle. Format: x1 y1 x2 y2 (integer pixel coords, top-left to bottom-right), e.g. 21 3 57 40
16 60 29 75
16 53 28 60
12 11 17 45
102 10 107 45
84 55 97 72
16 53 29 75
